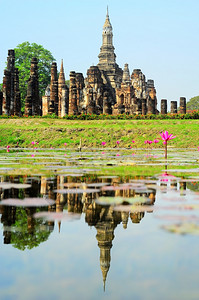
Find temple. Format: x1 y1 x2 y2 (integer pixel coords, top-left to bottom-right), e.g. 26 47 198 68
0 9 187 116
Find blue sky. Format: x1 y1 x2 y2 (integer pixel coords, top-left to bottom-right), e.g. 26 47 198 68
1 0 199 108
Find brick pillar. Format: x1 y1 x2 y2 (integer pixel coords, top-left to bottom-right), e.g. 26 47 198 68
76 73 84 110
179 97 186 114
161 99 167 114
147 97 155 114
68 71 78 115
87 89 95 114
49 62 58 115
0 91 2 115
2 70 10 115
141 99 147 115
25 57 40 116
7 50 15 116
61 87 69 117
170 101 177 114
103 91 111 114
14 68 21 116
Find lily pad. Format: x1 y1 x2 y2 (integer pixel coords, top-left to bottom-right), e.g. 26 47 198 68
0 197 55 207
34 211 81 221
96 196 151 206
162 223 199 235
54 188 100 194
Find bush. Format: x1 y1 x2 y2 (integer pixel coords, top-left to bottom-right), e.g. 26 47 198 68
0 110 199 120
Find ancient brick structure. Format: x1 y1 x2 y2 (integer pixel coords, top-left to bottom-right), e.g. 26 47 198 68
98 8 123 93
48 62 58 115
113 64 133 114
81 66 104 114
25 57 40 116
60 87 69 117
179 97 186 114
170 101 177 114
146 80 157 114
2 50 21 116
0 91 2 115
76 73 84 110
42 85 50 116
13 68 21 116
4 10 193 118
58 60 68 117
68 71 78 115
161 99 167 114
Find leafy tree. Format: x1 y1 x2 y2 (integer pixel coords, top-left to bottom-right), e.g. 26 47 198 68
14 42 55 110
11 207 52 251
187 96 199 111
0 83 2 92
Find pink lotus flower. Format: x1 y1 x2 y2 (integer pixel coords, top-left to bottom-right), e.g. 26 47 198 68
31 141 35 145
198 146 199 151
132 140 135 143
7 145 10 148
31 154 35 157
7 148 10 153
64 143 67 146
154 139 159 143
101 142 106 146
64 154 67 156
116 141 120 145
102 151 105 154
116 153 120 156
160 172 176 182
160 131 176 144
160 131 176 159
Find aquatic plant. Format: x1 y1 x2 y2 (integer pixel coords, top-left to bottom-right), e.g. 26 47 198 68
160 130 176 159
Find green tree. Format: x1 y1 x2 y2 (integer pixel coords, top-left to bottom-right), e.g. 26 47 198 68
14 42 55 110
11 207 52 251
187 96 199 111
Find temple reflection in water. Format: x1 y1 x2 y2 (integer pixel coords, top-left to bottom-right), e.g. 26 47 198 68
0 174 160 286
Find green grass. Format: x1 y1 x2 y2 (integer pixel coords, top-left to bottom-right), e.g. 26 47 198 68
0 118 198 148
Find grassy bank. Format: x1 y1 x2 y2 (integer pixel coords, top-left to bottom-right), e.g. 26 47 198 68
0 118 198 148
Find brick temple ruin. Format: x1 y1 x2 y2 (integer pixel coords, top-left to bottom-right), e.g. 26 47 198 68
0 9 187 116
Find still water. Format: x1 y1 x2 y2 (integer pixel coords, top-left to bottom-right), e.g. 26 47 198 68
0 173 199 300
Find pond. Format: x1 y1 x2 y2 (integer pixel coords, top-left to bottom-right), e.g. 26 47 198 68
0 147 199 300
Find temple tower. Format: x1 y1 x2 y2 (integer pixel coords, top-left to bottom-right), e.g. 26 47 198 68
25 57 40 116
58 60 69 117
122 63 131 85
2 50 21 116
49 62 58 115
98 8 123 94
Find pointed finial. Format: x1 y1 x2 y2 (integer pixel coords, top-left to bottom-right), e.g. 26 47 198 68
60 59 64 73
107 5 109 17
103 278 106 292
